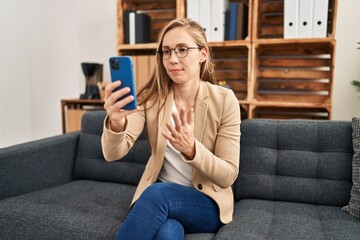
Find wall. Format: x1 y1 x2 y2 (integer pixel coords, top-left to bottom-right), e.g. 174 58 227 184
332 0 360 120
0 0 359 148
0 0 116 147
0 0 33 147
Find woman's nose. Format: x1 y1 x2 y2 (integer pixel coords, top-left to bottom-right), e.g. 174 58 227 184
169 51 179 64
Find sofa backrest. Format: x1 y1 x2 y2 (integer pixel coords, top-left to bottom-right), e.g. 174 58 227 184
73 111 151 185
235 119 353 206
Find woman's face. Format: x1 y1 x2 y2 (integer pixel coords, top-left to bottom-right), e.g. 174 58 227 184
161 27 206 87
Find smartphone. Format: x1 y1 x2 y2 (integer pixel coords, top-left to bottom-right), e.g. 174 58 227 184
109 56 137 110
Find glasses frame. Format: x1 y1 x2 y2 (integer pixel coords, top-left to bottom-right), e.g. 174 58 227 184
157 46 200 60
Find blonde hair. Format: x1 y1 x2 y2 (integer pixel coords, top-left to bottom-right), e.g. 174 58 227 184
137 18 216 109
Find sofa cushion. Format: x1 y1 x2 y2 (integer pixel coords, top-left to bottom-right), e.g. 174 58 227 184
74 111 151 185
214 199 360 240
0 180 135 240
0 132 79 200
0 179 214 240
236 119 353 206
342 116 360 219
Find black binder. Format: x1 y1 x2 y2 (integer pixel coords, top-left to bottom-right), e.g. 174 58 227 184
124 10 151 44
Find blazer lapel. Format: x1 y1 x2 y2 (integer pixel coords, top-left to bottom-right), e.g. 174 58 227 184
155 91 174 164
194 81 209 141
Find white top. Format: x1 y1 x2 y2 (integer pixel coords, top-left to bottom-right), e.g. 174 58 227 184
158 101 193 186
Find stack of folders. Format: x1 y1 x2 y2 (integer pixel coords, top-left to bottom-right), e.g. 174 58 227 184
187 0 238 42
225 1 248 41
284 0 329 39
124 10 151 44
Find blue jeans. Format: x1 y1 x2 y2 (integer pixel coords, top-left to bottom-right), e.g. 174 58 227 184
115 182 222 240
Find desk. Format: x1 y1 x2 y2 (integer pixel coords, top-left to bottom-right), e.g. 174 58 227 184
61 99 104 133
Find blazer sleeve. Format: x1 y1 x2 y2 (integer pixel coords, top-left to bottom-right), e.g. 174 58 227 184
184 89 241 189
101 108 146 161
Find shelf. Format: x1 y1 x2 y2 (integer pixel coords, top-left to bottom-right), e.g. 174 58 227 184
118 43 157 56
248 101 330 109
210 40 251 48
118 40 252 55
253 38 336 45
61 99 104 133
115 0 337 120
251 40 335 108
253 0 338 40
251 106 330 120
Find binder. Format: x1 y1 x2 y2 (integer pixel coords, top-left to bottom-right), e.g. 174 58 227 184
225 10 231 40
298 0 314 38
124 11 151 44
187 0 200 22
135 12 151 43
284 0 299 39
312 0 329 38
129 12 136 44
237 2 248 40
124 10 132 44
210 0 227 42
199 0 211 41
228 2 238 40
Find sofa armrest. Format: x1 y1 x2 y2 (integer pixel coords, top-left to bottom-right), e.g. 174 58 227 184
0 132 80 200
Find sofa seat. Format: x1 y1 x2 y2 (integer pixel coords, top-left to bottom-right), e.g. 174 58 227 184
215 199 360 240
0 180 135 239
0 179 215 240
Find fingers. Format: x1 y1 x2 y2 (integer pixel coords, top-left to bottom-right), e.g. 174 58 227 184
172 112 183 131
186 108 194 125
164 109 194 142
104 81 120 101
104 81 135 111
165 121 179 139
162 109 195 157
178 107 194 126
102 80 139 132
114 94 134 109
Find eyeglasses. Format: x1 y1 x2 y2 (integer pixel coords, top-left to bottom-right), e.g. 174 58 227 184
157 46 200 60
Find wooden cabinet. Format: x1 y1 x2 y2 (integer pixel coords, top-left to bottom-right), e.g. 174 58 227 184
61 99 104 133
116 0 338 120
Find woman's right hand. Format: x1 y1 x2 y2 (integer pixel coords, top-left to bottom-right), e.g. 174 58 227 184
103 80 139 132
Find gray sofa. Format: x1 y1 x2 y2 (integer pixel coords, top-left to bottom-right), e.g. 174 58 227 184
1 111 359 239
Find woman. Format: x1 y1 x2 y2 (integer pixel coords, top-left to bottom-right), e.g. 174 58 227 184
101 18 241 240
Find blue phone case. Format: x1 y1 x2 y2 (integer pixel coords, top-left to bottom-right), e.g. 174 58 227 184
109 56 137 110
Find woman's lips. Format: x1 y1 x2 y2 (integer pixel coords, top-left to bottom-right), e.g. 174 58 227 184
169 68 182 74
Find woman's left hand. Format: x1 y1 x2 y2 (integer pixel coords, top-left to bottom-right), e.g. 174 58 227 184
162 107 196 159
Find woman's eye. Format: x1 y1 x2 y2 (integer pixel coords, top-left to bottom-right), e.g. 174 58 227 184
178 48 187 53
162 49 170 55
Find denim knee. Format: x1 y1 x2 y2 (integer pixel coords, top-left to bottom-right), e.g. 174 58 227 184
154 218 184 240
137 183 168 207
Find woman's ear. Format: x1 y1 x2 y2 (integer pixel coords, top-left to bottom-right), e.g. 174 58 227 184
200 48 208 63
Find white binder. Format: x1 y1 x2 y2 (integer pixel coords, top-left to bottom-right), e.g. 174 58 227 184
284 0 299 39
210 0 227 42
312 0 329 38
129 12 136 44
298 0 314 38
199 0 212 41
187 0 199 23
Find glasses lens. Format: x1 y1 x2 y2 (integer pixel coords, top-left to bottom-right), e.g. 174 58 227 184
175 46 188 58
162 49 171 60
